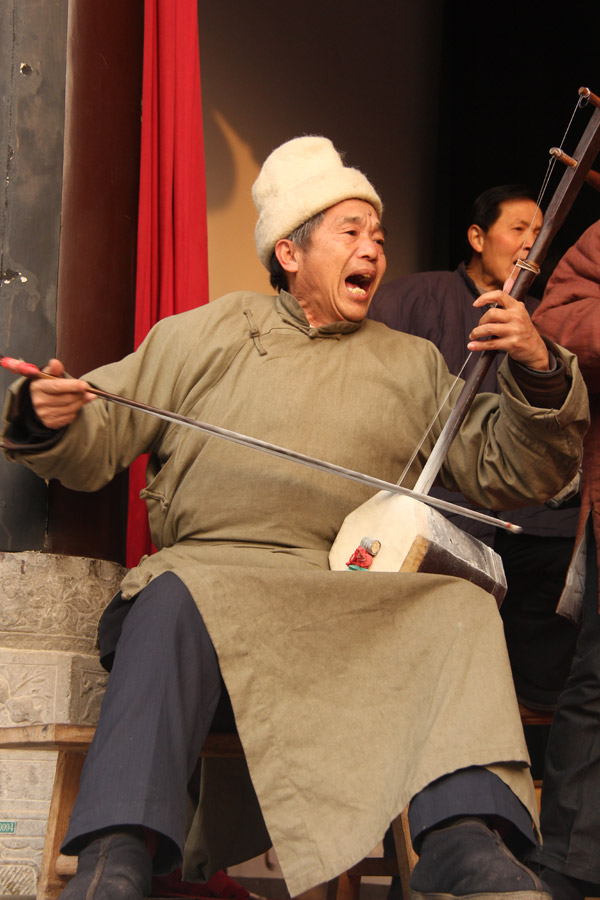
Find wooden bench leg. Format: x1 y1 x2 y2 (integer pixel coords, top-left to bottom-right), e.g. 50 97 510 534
334 869 361 900
37 748 86 900
392 807 418 900
326 876 340 900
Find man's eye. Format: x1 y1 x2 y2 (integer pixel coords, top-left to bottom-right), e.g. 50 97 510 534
376 238 385 247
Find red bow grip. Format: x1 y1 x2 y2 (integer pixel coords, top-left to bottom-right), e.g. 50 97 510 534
0 357 43 378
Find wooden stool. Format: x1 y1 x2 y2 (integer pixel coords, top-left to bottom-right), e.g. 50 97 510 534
329 810 414 900
0 707 552 900
0 723 413 900
518 703 554 811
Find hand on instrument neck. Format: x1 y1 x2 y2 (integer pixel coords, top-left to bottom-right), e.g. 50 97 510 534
468 290 550 371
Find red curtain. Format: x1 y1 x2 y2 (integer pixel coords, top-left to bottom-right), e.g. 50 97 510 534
126 0 209 568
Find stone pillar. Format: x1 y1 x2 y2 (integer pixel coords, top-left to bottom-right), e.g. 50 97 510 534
0 0 144 894
0 553 126 896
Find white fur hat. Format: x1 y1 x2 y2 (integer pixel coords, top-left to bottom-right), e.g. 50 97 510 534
252 135 383 268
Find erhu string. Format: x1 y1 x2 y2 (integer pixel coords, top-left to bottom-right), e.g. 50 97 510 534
396 366 466 486
505 92 583 290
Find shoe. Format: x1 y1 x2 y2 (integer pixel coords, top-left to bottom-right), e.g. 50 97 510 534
60 828 152 899
409 817 550 900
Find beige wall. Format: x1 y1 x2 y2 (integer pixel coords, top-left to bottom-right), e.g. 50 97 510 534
198 1 442 301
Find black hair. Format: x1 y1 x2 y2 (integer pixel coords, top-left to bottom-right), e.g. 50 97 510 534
469 184 537 233
269 254 288 292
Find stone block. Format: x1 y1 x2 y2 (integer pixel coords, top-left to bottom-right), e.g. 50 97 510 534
0 649 108 728
0 551 125 654
0 551 126 896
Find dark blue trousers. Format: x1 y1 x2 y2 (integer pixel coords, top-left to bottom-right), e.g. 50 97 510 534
61 572 536 873
532 528 600 884
61 572 227 873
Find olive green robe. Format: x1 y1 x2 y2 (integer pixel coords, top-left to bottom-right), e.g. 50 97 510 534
2 291 589 895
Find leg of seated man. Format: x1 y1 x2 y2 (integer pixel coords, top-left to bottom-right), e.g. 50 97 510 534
60 572 224 899
408 768 548 900
59 572 549 900
409 767 536 854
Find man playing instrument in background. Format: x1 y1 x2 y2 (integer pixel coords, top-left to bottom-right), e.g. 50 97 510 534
1 136 589 900
368 185 580 714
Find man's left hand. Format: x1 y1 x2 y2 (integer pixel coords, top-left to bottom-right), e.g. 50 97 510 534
468 290 549 371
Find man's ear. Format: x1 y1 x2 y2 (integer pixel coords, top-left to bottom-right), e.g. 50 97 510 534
275 239 300 273
467 224 485 254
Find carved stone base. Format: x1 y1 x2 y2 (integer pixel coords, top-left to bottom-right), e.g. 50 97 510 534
0 551 125 897
0 551 125 654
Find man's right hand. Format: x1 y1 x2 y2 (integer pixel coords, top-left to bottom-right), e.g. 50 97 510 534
30 359 96 429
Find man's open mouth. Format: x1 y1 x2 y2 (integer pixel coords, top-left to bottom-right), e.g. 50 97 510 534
345 273 374 297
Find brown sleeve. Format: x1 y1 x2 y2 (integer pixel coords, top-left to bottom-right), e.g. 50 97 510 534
507 348 570 409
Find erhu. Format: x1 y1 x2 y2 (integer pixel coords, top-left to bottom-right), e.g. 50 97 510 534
330 87 600 602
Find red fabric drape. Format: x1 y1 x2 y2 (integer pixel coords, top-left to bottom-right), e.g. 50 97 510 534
126 0 209 568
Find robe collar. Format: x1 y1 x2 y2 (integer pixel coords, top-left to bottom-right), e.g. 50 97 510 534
276 291 362 339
